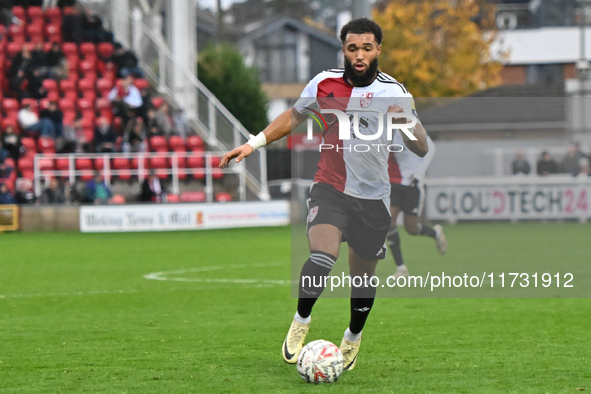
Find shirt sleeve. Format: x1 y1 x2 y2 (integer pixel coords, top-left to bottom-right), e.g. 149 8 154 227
293 77 320 115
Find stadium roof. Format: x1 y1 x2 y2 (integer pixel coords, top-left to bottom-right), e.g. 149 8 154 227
419 84 566 133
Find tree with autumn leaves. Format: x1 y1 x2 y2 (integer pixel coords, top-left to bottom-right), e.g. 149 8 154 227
374 0 503 97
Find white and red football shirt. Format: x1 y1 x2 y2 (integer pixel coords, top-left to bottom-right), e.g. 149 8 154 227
388 132 436 186
294 68 416 203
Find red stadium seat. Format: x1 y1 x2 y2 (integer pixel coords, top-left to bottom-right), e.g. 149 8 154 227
167 194 180 203
26 24 44 42
55 158 70 176
77 97 94 112
58 98 75 112
39 98 50 110
149 136 168 152
96 78 113 97
12 6 25 21
110 194 126 204
149 157 168 170
45 7 62 22
66 55 79 73
2 98 20 114
168 136 186 152
6 42 23 58
60 78 76 93
215 192 232 202
75 158 93 171
96 97 111 111
62 110 77 126
42 79 59 94
212 168 224 180
78 78 95 93
20 138 36 153
37 137 56 154
151 97 164 109
97 42 114 59
134 78 149 90
187 135 205 151
112 157 131 181
180 191 206 203
94 157 106 171
18 156 34 173
62 42 77 56
80 43 96 57
81 127 94 145
79 59 96 75
38 157 54 172
44 23 61 42
27 6 43 21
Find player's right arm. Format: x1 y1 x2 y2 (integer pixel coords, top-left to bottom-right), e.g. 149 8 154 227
220 73 321 168
219 108 307 168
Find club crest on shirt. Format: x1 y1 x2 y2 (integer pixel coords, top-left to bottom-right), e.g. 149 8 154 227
360 92 374 108
308 206 319 222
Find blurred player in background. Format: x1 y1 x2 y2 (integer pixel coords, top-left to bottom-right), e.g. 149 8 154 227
220 18 428 371
387 132 447 279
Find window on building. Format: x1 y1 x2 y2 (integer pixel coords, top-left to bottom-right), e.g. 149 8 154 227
255 26 298 83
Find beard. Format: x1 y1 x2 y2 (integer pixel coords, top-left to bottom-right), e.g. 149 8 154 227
344 56 379 87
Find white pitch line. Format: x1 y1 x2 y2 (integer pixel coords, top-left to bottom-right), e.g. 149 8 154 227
143 262 294 285
0 289 138 300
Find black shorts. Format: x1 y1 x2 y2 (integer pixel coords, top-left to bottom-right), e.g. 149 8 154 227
390 183 424 216
306 183 390 261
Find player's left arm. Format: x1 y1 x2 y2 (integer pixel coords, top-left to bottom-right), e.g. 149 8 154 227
387 104 428 157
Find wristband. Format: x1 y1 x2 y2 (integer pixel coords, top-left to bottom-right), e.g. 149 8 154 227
246 133 267 150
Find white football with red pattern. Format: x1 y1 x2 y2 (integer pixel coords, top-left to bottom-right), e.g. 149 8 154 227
296 340 343 384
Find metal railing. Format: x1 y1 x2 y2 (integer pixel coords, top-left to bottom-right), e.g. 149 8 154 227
33 151 246 203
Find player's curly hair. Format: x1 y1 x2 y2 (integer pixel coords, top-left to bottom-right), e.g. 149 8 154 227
339 18 383 45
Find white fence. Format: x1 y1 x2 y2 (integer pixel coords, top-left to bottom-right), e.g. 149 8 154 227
33 151 246 202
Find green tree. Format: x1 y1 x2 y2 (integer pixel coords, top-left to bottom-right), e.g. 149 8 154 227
197 43 269 134
374 0 503 97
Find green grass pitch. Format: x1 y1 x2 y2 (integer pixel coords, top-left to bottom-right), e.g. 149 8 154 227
1 223 590 393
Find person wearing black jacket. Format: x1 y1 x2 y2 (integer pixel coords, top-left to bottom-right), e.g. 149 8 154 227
92 117 118 153
40 101 64 138
140 171 165 203
111 43 143 78
1 125 21 169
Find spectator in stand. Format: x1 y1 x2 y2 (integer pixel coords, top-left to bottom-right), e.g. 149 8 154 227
0 159 13 179
1 125 22 168
173 107 191 139
511 150 530 175
14 178 36 204
8 46 32 99
111 43 143 78
0 183 15 205
45 42 68 80
26 68 48 99
108 75 143 126
537 151 558 176
122 117 147 153
80 8 113 43
140 170 165 203
92 116 118 153
58 0 76 7
61 117 85 153
157 102 174 136
40 178 66 204
146 107 173 137
61 6 82 43
560 143 586 175
85 171 112 204
18 104 57 139
40 101 64 139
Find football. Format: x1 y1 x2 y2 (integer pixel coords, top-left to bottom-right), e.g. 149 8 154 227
296 340 343 384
